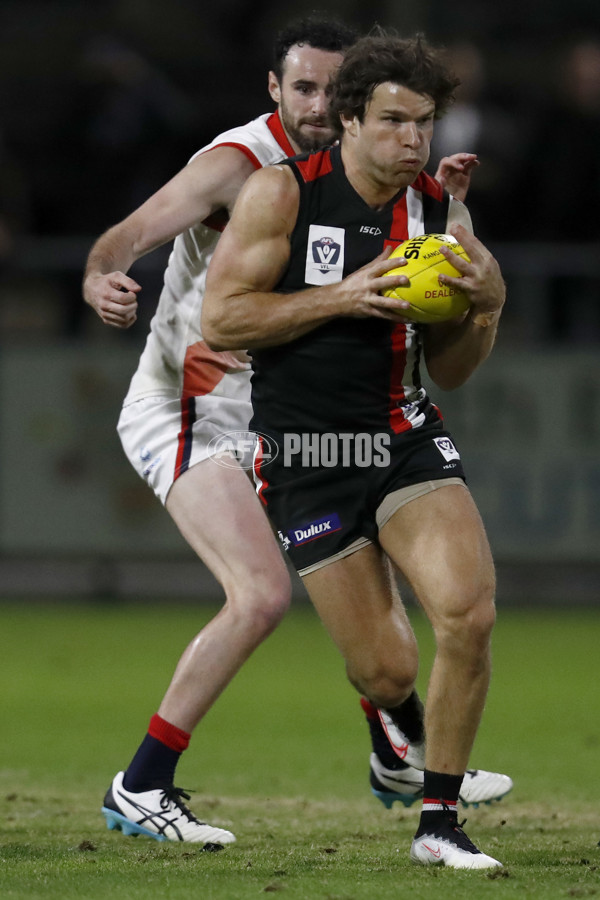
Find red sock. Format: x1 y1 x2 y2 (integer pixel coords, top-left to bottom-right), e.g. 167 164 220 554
123 714 191 792
148 713 191 752
360 696 379 719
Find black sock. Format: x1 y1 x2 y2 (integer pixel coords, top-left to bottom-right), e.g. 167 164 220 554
415 769 463 837
122 734 181 792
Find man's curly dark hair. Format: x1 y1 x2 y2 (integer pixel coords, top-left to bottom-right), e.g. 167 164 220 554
272 14 358 81
327 32 459 135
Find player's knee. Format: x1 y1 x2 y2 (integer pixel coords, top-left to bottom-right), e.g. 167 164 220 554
254 585 291 636
435 581 496 661
347 653 418 709
354 672 417 710
472 592 497 642
226 570 291 638
463 576 496 644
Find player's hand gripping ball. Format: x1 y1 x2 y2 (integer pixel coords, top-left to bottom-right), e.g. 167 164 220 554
381 233 471 324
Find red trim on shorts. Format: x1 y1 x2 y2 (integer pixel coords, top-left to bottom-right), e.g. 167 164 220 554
254 435 269 506
174 396 196 481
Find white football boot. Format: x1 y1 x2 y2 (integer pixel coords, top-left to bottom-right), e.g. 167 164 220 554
377 709 425 769
410 809 503 869
102 771 236 847
459 768 513 808
370 753 513 809
369 753 425 808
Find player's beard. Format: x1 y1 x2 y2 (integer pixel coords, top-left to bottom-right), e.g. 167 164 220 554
279 100 336 153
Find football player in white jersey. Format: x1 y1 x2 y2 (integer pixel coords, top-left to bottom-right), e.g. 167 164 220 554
83 16 506 847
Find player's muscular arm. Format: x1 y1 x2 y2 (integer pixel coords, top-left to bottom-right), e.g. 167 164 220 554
83 147 256 328
203 167 415 351
424 224 506 390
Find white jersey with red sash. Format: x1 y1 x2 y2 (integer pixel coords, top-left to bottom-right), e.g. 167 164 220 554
124 111 295 406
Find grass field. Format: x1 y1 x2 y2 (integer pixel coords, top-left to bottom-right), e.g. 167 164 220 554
1 601 599 898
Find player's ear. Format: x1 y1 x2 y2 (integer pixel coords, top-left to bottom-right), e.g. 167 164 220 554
340 111 359 137
268 71 281 104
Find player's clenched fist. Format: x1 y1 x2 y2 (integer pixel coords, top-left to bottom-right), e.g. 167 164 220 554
83 272 141 329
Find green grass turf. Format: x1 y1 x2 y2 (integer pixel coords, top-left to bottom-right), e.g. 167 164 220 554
1 601 599 898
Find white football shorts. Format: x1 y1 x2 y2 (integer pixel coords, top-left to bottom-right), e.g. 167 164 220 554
118 370 253 505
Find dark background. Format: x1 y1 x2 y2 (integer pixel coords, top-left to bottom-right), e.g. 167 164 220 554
1 1 599 240
1 0 599 601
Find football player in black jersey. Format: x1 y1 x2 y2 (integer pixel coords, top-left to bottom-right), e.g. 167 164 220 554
204 32 507 869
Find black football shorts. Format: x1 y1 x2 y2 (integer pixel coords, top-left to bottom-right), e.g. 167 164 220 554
253 422 466 575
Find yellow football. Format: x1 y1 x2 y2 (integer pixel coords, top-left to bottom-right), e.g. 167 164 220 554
381 233 471 324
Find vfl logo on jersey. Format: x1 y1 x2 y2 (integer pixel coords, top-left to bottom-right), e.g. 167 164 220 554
305 224 345 285
313 236 340 266
433 436 460 462
288 512 342 546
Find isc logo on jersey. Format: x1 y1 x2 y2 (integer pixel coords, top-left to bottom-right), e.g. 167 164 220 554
305 224 345 285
